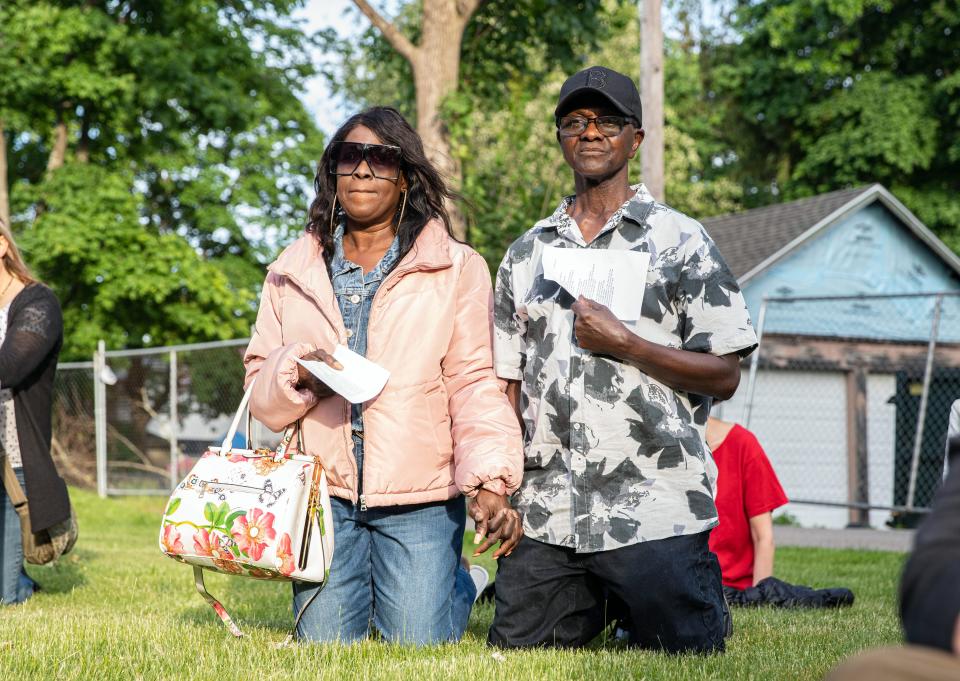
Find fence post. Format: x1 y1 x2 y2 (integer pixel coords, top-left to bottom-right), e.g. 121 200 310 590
845 367 869 527
907 294 943 510
741 297 767 428
169 349 179 492
94 340 107 498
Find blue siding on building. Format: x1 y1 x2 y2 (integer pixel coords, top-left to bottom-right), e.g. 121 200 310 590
740 202 960 342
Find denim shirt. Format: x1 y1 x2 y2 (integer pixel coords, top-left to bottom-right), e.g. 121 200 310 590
329 223 401 497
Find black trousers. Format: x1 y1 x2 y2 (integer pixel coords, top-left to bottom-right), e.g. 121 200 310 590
488 531 726 654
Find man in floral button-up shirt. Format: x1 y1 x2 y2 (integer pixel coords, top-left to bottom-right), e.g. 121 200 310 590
488 66 757 654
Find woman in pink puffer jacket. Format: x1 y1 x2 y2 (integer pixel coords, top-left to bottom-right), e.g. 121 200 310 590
244 107 523 644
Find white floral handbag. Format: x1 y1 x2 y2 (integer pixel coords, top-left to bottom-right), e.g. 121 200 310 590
158 378 334 639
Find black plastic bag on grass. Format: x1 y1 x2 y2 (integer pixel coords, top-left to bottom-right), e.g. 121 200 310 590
723 576 854 608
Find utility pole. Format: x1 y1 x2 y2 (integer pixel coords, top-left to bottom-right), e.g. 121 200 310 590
640 0 664 202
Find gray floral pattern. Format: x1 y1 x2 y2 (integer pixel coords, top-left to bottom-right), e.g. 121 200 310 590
494 184 757 552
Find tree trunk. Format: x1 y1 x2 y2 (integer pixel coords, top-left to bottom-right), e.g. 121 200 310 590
0 119 9 227
351 0 483 242
413 0 468 239
77 113 90 163
47 106 69 173
640 0 665 202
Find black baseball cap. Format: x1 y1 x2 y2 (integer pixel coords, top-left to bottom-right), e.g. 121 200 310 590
554 66 643 128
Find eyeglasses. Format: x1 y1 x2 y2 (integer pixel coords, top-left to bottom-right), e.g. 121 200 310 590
557 115 634 138
328 141 403 181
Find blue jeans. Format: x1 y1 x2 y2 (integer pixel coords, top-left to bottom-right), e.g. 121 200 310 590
293 495 476 644
1 467 36 605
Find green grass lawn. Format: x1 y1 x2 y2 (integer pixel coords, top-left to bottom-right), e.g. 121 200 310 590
0 490 904 680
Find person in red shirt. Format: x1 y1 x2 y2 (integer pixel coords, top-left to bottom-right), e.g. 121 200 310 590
706 416 854 609
706 416 788 590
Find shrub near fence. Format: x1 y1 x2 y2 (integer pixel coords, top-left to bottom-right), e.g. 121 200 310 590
51 362 97 488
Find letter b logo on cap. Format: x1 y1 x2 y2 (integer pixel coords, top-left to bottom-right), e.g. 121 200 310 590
586 69 607 89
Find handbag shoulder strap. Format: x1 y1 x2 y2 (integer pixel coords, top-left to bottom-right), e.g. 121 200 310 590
193 566 244 638
193 565 326 645
1 455 28 509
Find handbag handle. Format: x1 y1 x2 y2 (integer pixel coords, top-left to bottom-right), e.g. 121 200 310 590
220 380 256 454
274 420 305 460
219 379 306 459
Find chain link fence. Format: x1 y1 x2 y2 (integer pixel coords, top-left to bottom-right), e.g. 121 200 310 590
51 338 277 496
51 361 97 489
54 292 960 528
715 292 960 529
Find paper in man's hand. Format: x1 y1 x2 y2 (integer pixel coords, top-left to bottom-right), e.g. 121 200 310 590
296 345 390 404
541 245 649 320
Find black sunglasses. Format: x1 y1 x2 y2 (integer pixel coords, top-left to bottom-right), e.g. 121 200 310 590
328 141 403 181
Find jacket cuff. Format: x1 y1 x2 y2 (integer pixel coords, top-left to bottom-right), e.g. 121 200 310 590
461 478 509 498
278 343 320 408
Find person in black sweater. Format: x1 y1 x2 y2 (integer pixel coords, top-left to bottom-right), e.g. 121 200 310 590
0 219 70 604
825 401 960 679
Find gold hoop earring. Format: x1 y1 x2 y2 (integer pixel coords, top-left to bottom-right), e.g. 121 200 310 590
328 195 339 233
396 190 408 229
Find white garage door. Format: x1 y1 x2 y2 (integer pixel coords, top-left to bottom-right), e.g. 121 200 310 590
716 370 849 528
715 370 899 529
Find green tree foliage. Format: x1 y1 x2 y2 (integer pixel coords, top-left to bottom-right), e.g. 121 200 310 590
713 0 960 244
455 2 743 267
325 0 612 123
328 0 960 262
323 0 743 270
321 1 620 265
19 166 251 357
0 0 324 358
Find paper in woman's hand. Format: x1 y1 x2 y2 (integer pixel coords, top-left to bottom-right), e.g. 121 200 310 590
296 345 390 404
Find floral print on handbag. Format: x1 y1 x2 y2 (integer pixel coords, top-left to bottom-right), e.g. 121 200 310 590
158 379 334 638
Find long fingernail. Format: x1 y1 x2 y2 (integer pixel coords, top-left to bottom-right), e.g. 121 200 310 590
474 534 483 545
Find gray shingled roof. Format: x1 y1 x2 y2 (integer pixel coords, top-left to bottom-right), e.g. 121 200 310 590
702 186 874 280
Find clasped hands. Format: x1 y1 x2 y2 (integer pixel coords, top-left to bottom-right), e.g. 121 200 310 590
469 488 523 559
